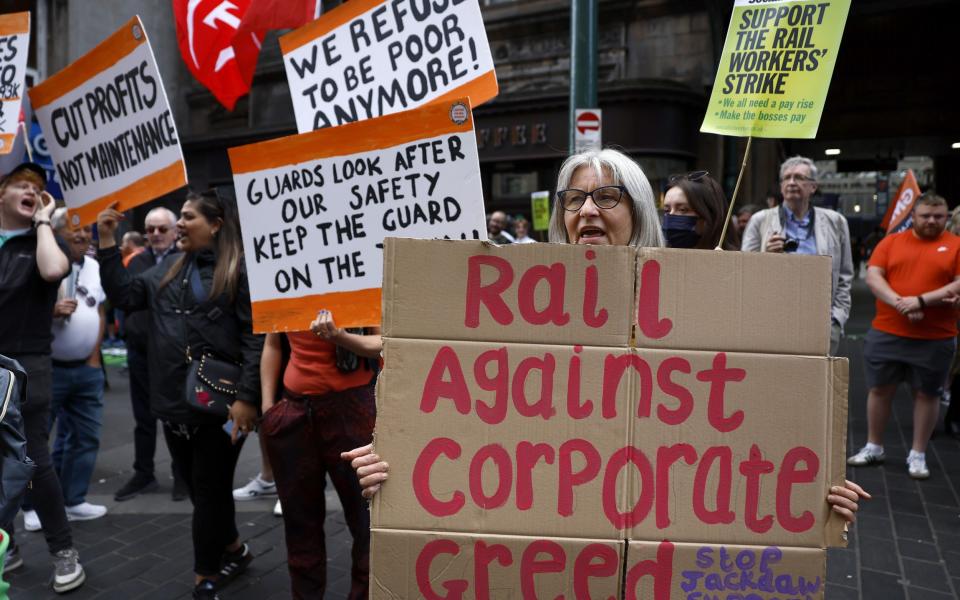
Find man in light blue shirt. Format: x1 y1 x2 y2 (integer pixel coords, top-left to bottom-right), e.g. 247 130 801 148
741 156 854 355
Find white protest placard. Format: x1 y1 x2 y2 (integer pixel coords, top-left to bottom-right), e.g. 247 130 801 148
279 0 498 133
29 16 186 226
0 12 30 155
228 98 487 332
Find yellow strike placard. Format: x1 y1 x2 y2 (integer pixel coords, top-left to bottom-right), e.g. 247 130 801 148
531 191 550 232
701 0 851 139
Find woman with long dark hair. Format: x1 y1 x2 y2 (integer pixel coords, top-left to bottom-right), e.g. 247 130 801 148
97 191 263 600
662 170 740 250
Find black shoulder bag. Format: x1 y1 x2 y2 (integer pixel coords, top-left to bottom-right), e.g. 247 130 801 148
183 262 242 418
0 355 36 526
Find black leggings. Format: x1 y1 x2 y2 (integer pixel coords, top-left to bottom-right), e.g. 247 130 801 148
4 353 73 553
163 422 245 576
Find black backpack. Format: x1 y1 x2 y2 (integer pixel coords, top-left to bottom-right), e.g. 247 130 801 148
0 356 35 526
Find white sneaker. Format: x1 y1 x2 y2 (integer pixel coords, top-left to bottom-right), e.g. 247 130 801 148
233 475 277 501
52 548 85 593
847 445 885 466
65 502 107 521
907 454 930 479
273 499 283 517
23 509 41 532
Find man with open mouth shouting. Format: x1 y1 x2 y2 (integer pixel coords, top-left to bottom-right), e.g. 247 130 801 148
0 162 87 594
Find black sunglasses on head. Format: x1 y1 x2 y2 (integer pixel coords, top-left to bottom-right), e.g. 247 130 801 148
668 170 710 185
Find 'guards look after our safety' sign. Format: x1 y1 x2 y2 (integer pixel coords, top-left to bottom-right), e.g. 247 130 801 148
700 0 851 139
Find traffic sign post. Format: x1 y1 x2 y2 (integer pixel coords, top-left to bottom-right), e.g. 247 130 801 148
569 0 598 151
574 109 602 152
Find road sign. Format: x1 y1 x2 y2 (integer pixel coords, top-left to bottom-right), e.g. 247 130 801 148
574 108 602 152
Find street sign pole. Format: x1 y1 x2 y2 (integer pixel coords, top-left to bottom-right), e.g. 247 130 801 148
569 0 598 151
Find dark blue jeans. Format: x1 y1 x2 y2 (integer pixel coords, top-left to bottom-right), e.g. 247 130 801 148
51 364 105 507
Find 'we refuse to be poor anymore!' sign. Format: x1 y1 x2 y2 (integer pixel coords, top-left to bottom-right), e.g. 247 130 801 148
228 99 487 333
29 16 186 226
371 240 849 599
701 0 851 139
0 12 30 155
279 0 497 133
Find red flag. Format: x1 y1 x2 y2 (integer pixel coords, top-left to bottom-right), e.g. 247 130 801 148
880 169 922 233
173 0 265 111
238 0 321 33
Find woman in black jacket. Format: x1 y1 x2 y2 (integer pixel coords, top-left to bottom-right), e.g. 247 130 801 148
97 190 263 600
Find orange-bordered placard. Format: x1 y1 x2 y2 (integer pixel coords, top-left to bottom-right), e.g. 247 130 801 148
228 98 487 333
0 12 31 156
29 16 186 226
279 0 498 134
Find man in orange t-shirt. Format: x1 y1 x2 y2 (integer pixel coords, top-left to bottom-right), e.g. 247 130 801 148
848 194 960 479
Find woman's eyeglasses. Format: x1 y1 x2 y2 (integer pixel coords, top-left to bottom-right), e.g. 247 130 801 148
556 186 627 211
668 170 709 185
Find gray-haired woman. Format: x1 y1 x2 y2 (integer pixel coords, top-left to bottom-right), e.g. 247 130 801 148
342 148 869 523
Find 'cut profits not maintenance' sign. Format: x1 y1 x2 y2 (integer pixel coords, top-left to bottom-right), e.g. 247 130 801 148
700 0 851 139
30 16 186 226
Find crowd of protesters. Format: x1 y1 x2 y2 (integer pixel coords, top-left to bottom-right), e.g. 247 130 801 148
5 149 960 599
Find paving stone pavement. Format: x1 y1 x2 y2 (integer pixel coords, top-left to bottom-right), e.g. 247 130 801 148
5 362 353 599
7 278 960 598
831 279 960 600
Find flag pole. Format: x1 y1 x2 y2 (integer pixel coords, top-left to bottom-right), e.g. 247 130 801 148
19 121 33 162
716 136 753 250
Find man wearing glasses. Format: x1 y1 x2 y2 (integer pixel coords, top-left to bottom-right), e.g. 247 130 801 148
48 209 108 524
741 155 854 355
113 207 188 502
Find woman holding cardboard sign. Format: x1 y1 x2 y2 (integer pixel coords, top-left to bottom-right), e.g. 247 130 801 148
259 312 381 600
97 191 262 600
344 147 870 524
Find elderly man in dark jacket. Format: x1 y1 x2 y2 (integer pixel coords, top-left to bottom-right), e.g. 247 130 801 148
113 206 189 502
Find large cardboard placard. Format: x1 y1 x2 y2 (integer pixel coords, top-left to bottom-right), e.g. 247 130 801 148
372 239 849 599
700 0 851 139
0 12 30 155
279 0 497 133
382 241 831 355
372 339 847 548
228 100 486 333
29 16 186 226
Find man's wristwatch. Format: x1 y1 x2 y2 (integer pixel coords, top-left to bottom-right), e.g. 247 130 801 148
918 295 926 309
34 219 51 227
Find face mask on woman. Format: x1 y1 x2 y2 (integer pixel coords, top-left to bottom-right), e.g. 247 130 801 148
662 214 701 248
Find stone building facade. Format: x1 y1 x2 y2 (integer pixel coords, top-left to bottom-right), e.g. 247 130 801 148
23 0 960 228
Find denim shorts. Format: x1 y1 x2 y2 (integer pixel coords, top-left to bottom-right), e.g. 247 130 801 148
863 328 956 396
